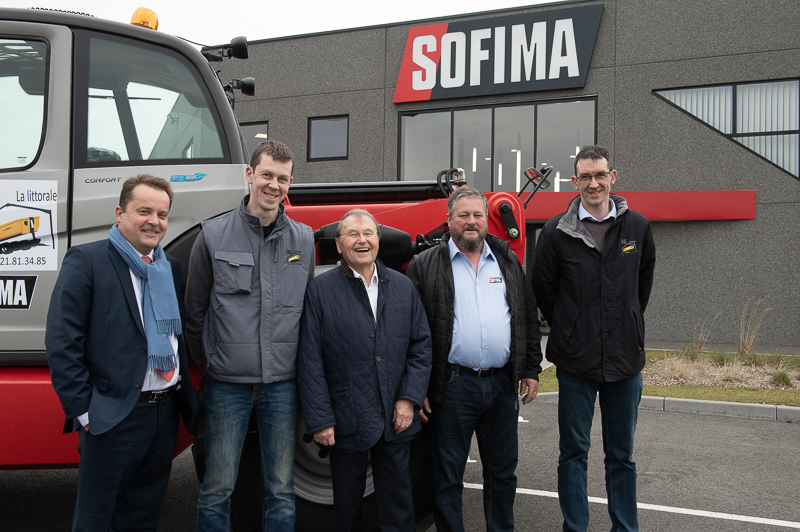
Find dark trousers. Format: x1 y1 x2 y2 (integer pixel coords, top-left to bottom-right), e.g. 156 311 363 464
72 394 179 532
328 436 414 532
429 370 519 532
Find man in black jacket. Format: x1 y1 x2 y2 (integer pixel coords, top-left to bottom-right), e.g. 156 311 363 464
407 187 542 532
532 145 656 532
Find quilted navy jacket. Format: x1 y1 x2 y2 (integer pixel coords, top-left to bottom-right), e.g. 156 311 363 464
297 260 432 451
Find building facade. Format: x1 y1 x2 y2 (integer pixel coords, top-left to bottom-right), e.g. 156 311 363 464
216 0 800 349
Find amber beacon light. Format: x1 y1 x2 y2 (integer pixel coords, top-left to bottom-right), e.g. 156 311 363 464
130 7 158 30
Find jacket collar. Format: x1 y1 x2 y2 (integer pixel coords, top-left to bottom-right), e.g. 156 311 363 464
107 240 145 336
339 257 388 281
237 195 288 237
556 193 628 246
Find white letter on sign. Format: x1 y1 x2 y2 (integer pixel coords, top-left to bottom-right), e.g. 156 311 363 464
549 19 579 79
511 22 547 83
494 27 506 84
14 280 27 306
412 35 438 91
0 280 11 305
470 28 491 86
440 32 466 89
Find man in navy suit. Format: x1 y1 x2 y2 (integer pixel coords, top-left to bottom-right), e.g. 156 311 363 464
46 175 200 532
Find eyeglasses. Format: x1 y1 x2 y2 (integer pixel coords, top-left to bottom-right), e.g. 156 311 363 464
341 230 376 240
576 171 612 183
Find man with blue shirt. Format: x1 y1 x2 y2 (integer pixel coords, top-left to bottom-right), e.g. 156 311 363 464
532 145 656 532
406 186 543 532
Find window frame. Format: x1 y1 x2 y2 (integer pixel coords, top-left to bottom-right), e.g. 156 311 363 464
307 115 349 162
654 78 800 179
71 29 231 169
396 96 598 187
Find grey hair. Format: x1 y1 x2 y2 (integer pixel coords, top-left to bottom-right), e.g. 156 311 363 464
335 208 382 238
447 187 488 219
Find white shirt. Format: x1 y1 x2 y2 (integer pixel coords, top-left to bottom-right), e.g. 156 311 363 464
352 266 379 320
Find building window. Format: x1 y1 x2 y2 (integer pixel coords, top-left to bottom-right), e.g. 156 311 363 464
655 80 799 178
308 116 349 161
240 122 269 161
398 98 596 190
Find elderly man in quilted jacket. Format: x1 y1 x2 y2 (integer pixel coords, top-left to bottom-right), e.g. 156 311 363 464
298 208 432 532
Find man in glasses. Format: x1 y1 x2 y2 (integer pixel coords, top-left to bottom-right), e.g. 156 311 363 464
297 209 431 531
532 145 656 532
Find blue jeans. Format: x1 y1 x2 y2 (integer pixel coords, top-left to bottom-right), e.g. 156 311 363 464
557 369 643 532
197 380 297 532
429 368 519 532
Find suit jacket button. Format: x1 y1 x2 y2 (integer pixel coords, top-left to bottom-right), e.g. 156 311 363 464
141 348 147 354
135 382 142 389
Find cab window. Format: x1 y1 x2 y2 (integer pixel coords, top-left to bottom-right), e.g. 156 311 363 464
0 38 47 170
74 32 227 167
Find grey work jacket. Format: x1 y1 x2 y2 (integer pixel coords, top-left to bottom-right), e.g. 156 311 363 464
186 198 314 383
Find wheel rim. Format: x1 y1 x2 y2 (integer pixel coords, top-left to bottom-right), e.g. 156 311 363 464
294 412 375 504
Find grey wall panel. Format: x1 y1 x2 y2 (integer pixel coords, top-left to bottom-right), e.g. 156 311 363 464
648 203 800 347
234 29 388 99
616 0 800 66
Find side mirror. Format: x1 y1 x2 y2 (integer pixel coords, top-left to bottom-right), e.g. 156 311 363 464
202 36 249 62
228 36 248 60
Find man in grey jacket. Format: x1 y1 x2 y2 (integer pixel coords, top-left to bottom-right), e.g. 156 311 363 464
186 140 315 532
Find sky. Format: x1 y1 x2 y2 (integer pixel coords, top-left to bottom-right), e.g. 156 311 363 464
4 0 557 47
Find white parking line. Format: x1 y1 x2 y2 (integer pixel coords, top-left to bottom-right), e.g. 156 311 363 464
463 484 800 529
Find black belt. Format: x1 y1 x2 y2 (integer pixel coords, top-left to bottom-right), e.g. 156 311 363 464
448 363 501 377
138 384 179 403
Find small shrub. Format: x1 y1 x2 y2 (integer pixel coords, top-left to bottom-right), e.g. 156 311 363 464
721 362 746 383
738 297 773 356
675 345 699 361
707 346 733 366
771 371 792 387
691 313 721 357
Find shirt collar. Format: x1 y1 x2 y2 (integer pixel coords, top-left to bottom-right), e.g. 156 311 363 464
122 236 153 262
578 200 617 222
447 235 495 262
351 264 378 287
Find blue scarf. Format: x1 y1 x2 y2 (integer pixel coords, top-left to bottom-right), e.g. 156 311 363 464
109 224 181 373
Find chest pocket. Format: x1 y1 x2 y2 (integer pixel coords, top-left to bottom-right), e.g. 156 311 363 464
214 251 254 294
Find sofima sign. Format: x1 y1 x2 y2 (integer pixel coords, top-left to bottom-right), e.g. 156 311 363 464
393 5 603 103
